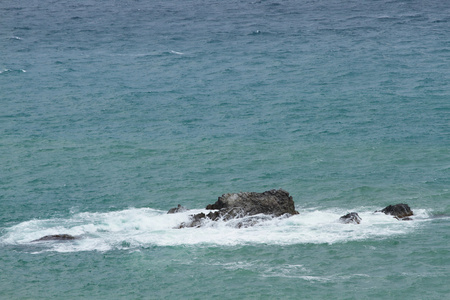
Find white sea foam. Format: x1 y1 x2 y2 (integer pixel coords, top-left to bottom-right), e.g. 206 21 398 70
0 207 430 253
0 68 26 74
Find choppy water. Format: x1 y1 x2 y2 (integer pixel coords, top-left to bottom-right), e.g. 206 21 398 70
1 0 449 299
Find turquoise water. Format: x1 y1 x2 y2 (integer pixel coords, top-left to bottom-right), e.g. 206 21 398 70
1 0 449 298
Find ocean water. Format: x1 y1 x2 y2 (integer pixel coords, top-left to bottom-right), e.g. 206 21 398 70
1 0 449 298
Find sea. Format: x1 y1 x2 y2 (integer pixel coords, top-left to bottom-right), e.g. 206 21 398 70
1 0 449 299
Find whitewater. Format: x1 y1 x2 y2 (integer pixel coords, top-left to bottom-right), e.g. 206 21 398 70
2 205 433 253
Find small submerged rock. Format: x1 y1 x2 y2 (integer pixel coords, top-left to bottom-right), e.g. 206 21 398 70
167 204 188 214
32 234 78 242
339 212 361 224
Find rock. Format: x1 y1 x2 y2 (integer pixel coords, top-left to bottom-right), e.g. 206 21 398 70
206 211 221 221
179 189 298 228
167 204 188 214
380 203 413 219
233 214 284 229
339 212 361 224
178 212 206 228
206 189 298 217
32 234 78 242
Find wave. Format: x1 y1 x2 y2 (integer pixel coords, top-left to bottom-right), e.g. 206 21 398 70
169 50 184 55
0 207 432 253
0 68 26 74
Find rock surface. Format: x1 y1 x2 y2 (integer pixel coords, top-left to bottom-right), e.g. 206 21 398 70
32 234 78 242
380 203 413 219
179 189 298 228
339 212 362 224
206 189 298 216
167 204 188 214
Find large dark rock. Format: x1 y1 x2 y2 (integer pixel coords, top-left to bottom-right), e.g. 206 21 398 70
179 189 298 228
339 212 361 224
32 234 78 242
206 189 298 217
380 203 413 219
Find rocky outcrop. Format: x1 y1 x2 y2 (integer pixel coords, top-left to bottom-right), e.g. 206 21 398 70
179 189 298 228
380 203 413 220
206 189 298 216
339 212 361 224
32 234 78 242
167 204 188 214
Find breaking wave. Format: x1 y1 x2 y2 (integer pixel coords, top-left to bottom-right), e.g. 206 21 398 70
0 207 431 253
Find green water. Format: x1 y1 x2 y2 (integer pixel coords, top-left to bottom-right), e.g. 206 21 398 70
1 0 449 298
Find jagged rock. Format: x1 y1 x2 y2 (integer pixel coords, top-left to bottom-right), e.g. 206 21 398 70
32 234 78 242
178 212 206 228
179 189 298 228
339 212 361 224
167 204 188 214
207 189 298 217
380 203 413 219
206 211 221 221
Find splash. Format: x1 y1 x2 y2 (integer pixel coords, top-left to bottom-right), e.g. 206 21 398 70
0 207 430 253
